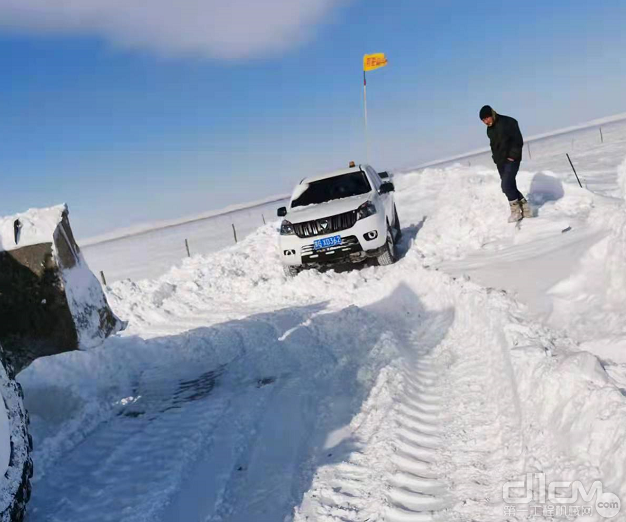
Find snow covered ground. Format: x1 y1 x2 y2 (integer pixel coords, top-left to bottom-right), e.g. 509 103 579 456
18 117 626 521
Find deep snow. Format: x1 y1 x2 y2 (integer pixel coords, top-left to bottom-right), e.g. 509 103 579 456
17 118 626 522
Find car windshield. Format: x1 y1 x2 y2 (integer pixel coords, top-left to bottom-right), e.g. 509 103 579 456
291 171 371 208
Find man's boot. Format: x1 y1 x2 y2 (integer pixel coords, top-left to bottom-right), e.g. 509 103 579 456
519 197 533 218
508 200 523 223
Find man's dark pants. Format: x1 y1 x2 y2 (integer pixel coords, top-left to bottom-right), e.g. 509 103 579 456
497 160 524 201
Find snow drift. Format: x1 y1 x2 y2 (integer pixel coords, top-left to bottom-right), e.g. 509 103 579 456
544 159 626 356
603 158 626 305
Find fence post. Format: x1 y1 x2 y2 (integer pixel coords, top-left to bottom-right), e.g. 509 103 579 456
566 153 583 188
527 142 532 160
100 271 107 286
600 127 604 143
185 239 190 257
232 224 238 243
262 214 266 225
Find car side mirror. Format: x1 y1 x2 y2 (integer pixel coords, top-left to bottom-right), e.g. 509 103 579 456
379 182 395 194
277 206 287 217
379 171 389 179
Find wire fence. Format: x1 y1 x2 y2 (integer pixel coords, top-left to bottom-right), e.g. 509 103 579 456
86 199 289 285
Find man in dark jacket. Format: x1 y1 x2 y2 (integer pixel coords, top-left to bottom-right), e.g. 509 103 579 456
479 105 531 222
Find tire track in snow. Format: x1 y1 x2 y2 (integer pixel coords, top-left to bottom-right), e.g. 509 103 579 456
27 350 285 522
294 363 452 522
292 278 541 522
430 287 530 522
384 355 450 522
193 376 320 522
28 297 410 522
294 287 456 522
28 276 535 522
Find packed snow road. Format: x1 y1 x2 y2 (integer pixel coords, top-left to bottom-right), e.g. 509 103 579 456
19 152 626 520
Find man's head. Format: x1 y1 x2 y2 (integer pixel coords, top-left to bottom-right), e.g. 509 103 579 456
479 105 495 127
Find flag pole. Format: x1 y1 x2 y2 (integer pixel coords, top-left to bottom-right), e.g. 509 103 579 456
363 70 369 163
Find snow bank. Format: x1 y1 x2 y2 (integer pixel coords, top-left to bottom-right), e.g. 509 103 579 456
433 273 626 520
494 293 626 506
421 270 626 519
605 157 626 302
511 346 626 501
392 163 626 515
394 164 593 263
546 157 626 349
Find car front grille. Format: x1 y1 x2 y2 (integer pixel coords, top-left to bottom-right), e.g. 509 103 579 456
292 210 358 238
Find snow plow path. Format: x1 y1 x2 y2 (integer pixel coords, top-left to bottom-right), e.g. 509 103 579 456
22 156 626 521
25 242 626 522
27 267 530 522
27 279 467 522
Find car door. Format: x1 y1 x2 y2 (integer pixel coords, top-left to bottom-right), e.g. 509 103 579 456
367 166 393 225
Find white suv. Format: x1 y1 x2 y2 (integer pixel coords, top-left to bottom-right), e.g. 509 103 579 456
277 163 401 276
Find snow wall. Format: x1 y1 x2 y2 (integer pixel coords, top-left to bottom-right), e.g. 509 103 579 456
606 158 626 302
0 205 125 373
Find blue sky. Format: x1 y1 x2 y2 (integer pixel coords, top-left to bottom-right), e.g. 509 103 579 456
1 0 625 238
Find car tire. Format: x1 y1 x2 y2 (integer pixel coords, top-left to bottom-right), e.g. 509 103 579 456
0 345 33 522
393 206 402 241
376 226 397 266
283 265 301 278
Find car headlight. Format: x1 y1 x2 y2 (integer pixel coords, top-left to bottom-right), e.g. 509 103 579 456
280 220 295 235
356 201 377 220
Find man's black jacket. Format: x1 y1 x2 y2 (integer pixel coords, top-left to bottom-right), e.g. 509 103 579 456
487 114 524 166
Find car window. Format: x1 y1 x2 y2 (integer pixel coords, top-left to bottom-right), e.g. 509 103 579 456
291 171 372 208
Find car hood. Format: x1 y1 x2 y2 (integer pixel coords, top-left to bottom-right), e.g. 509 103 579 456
286 193 372 223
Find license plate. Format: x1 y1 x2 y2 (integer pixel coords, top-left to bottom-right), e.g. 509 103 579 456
314 235 342 250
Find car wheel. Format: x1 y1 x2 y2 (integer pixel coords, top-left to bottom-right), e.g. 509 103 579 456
393 206 402 241
376 226 397 266
283 265 301 278
0 345 33 522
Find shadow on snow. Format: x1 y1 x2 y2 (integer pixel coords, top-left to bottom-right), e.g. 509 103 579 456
528 172 565 215
26 282 454 522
